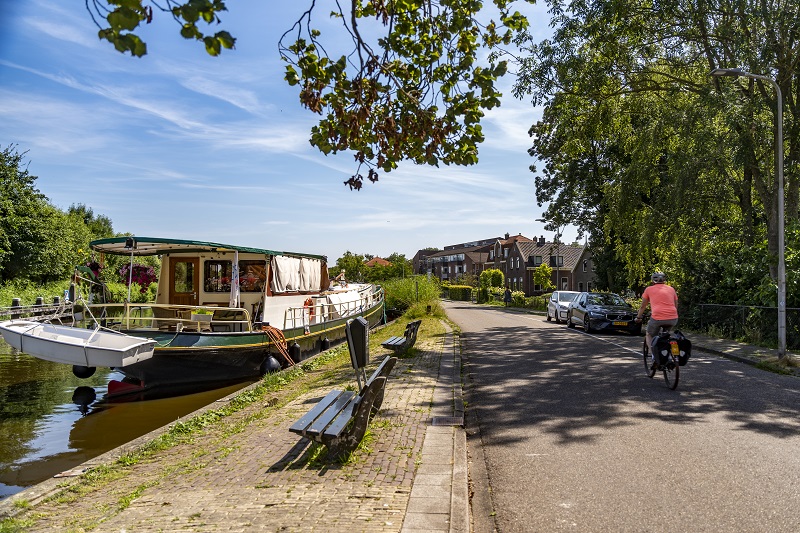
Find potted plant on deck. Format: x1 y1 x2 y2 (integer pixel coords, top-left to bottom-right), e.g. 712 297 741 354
190 308 213 323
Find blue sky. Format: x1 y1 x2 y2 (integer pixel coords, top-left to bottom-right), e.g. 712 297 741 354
0 1 575 263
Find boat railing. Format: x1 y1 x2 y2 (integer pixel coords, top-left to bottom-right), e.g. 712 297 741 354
282 286 384 330
81 303 252 333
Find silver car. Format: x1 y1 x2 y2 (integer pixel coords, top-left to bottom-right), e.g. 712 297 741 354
547 291 580 323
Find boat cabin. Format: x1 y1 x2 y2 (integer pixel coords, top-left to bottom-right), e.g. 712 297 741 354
83 237 378 334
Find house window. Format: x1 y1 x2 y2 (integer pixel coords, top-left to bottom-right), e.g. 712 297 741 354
534 256 542 266
550 256 564 267
490 250 494 260
583 260 588 272
504 248 509 258
587 282 592 291
561 277 568 290
579 282 584 291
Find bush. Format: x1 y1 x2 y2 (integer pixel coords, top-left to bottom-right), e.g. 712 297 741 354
0 278 71 307
404 300 446 319
447 285 473 301
476 287 489 303
382 275 440 311
103 281 158 303
511 291 527 307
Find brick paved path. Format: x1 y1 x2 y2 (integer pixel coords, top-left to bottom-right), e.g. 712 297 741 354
15 329 449 532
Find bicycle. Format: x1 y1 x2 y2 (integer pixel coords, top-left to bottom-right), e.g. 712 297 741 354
641 317 690 390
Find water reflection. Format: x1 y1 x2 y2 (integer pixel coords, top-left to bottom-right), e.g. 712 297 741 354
0 338 253 500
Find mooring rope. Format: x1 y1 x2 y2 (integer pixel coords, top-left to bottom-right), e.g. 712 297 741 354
262 325 295 366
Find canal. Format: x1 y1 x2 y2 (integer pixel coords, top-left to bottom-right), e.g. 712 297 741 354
0 339 254 500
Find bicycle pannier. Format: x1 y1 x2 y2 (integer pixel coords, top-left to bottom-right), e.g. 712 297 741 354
673 330 692 366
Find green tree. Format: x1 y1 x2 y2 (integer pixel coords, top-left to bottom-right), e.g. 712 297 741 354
86 0 532 187
480 268 504 289
0 146 105 283
532 262 554 292
329 251 367 283
68 204 115 240
516 0 800 295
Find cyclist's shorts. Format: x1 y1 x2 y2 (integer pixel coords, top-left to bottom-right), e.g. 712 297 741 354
647 318 678 337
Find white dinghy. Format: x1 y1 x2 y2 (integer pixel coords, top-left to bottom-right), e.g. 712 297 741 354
0 320 156 369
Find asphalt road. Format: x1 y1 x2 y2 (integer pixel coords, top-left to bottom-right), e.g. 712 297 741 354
443 301 800 533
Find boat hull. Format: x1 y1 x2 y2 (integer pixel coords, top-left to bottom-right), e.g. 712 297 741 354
110 300 384 393
0 320 156 368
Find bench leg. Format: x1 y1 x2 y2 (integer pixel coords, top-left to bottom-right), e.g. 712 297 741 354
322 377 386 460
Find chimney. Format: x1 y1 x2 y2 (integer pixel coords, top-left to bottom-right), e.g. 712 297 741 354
538 236 545 246
504 233 510 239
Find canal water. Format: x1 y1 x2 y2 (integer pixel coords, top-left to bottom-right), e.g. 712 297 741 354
0 339 254 500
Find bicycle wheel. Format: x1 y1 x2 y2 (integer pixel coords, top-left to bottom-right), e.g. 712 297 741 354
663 354 679 389
643 340 656 378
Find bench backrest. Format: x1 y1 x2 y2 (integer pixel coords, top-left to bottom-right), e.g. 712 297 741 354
405 320 421 346
346 316 370 388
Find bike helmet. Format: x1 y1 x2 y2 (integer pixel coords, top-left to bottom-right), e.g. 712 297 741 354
651 272 666 283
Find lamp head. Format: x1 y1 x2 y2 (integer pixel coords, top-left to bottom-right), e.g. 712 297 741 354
710 68 744 78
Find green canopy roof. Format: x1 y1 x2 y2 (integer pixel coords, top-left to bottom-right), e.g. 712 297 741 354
89 237 326 261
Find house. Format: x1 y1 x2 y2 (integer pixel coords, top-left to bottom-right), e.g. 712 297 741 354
490 234 595 295
416 232 595 294
411 249 439 275
421 237 499 282
365 257 392 268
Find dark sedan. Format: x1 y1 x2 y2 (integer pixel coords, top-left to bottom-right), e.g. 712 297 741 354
567 292 642 335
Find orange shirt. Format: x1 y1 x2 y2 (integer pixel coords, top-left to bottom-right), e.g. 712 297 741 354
642 284 678 320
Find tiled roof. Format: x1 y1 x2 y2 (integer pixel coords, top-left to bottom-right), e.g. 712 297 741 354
365 257 391 267
517 241 587 271
465 251 490 263
428 243 491 258
501 234 533 245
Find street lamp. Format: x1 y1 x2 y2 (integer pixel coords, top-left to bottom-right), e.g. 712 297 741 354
710 67 786 359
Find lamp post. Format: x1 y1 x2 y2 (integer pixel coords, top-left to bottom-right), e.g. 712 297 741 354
710 67 786 359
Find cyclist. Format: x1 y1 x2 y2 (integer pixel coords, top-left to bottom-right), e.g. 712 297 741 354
635 272 678 367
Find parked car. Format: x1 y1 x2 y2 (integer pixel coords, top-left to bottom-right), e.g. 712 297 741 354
547 291 580 323
567 292 642 335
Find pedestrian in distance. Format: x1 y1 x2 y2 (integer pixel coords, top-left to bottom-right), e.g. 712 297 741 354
503 287 512 307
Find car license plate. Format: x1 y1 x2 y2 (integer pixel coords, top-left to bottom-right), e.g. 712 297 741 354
613 321 628 326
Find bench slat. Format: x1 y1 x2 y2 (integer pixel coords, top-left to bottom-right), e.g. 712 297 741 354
306 391 357 436
320 395 360 438
289 389 344 435
366 356 393 386
381 320 421 352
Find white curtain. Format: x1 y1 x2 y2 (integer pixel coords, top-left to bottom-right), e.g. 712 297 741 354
271 256 302 293
299 258 322 292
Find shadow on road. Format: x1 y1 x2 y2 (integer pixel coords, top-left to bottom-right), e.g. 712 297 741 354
449 302 800 446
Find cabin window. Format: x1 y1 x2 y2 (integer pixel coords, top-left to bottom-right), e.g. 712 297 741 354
204 260 267 293
239 260 266 293
174 261 196 293
204 260 232 292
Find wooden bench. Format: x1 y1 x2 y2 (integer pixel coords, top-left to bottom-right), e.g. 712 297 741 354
289 317 396 459
381 319 422 353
